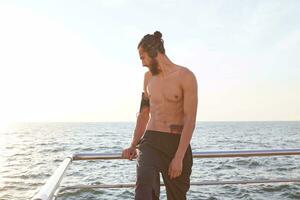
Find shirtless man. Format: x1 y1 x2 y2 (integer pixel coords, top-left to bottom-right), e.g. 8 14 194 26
122 31 198 200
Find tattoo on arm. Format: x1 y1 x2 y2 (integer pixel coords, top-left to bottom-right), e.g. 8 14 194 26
139 92 150 113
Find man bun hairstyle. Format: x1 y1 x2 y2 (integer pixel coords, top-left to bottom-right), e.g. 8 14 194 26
138 31 165 58
153 31 162 39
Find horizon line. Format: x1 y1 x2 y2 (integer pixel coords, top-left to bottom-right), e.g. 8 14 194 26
8 120 300 124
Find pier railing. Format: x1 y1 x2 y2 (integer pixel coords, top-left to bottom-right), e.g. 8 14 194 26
32 149 300 200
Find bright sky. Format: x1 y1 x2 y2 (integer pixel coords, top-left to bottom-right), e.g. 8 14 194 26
0 0 299 123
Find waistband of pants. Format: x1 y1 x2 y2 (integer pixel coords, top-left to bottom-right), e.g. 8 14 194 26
145 129 182 137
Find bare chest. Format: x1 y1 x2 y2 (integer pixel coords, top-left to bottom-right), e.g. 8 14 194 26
147 72 183 103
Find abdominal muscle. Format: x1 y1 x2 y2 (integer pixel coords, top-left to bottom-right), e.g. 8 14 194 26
146 102 184 134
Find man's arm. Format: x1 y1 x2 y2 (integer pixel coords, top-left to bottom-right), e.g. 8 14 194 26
175 69 198 159
130 93 150 147
131 71 151 147
122 72 151 159
168 69 198 179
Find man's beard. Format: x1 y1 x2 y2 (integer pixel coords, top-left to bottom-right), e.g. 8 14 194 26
149 58 161 75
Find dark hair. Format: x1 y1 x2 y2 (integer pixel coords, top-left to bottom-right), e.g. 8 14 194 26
138 31 165 58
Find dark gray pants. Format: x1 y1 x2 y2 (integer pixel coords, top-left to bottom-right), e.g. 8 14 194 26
135 130 193 200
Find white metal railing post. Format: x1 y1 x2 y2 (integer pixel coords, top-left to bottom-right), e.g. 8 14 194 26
32 157 73 200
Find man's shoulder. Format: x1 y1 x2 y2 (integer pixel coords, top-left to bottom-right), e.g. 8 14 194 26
144 71 152 79
176 66 197 90
144 71 152 83
143 71 152 88
177 66 195 78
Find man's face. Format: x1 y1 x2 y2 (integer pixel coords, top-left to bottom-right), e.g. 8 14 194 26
138 47 160 75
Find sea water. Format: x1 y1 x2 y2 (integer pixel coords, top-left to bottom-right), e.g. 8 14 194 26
1 121 299 199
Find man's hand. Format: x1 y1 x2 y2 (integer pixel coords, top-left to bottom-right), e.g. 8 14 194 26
168 156 183 179
122 146 137 160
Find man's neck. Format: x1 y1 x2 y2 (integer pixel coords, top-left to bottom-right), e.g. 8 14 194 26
157 56 177 77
